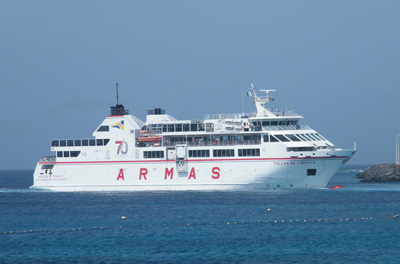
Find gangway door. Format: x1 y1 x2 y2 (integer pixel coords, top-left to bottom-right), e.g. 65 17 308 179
167 148 176 160
176 145 187 172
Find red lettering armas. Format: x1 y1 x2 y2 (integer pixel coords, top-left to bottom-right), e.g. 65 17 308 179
211 167 220 179
139 168 148 180
117 169 124 180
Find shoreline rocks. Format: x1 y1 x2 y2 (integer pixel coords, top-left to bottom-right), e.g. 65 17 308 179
356 163 400 183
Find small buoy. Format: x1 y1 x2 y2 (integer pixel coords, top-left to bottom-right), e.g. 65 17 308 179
121 216 126 220
267 208 271 211
330 185 344 189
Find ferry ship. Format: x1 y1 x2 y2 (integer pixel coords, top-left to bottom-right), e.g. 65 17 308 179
31 83 356 191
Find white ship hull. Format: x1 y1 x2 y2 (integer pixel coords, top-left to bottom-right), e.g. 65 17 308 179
32 150 354 191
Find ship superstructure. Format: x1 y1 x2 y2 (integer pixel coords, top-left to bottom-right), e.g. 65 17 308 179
32 83 356 191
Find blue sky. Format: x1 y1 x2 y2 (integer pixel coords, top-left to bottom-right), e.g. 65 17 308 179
1 0 399 169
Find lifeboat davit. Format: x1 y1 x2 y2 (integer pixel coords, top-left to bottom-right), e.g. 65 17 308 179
329 185 344 189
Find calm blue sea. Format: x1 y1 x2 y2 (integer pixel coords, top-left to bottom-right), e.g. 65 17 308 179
2 165 400 263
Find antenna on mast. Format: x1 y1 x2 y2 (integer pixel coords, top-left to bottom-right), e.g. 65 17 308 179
110 83 129 116
116 83 119 105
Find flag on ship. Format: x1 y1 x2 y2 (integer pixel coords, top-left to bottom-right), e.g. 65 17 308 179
244 92 252 97
112 121 124 130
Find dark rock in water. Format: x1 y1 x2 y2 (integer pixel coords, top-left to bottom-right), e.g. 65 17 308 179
356 164 400 183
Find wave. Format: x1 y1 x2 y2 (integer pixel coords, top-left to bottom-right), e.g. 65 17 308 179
0 188 55 193
340 169 364 173
0 188 34 193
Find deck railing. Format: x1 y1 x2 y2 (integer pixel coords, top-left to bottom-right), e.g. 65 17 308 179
202 110 301 120
162 139 261 147
262 124 311 131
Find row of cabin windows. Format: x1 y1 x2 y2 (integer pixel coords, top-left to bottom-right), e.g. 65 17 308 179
264 133 325 143
57 151 81 158
253 120 299 127
165 134 261 144
189 148 260 158
143 148 261 159
213 149 235 157
238 149 260 157
189 150 210 158
143 151 164 159
52 139 110 147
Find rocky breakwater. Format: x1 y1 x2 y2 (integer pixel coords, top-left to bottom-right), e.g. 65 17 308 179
357 164 400 183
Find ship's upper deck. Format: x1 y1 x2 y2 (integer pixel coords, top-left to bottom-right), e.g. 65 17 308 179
141 83 307 134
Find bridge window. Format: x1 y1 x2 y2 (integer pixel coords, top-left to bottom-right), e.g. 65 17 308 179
97 126 109 132
304 134 316 141
275 135 290 142
296 134 307 141
270 135 279 142
60 140 66 147
89 139 96 146
63 151 70 157
51 140 59 147
82 139 89 146
285 134 301 142
300 134 312 141
310 134 321 141
74 140 81 146
57 151 62 157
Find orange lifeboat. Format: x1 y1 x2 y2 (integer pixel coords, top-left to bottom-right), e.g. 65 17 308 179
138 136 162 142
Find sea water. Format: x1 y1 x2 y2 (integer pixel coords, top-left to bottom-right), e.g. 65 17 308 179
1 165 400 263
